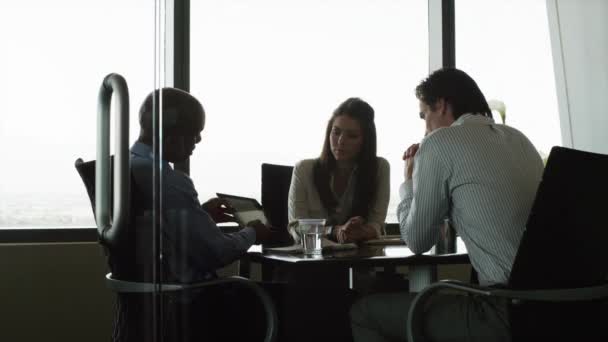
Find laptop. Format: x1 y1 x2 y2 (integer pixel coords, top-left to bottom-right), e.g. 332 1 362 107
216 193 294 248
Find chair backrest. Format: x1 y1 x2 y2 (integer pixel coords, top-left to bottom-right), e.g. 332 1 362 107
75 157 153 277
506 146 608 340
75 157 111 224
261 163 294 229
508 146 608 290
75 157 131 245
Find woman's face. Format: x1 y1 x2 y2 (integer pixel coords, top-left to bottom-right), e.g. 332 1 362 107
329 115 364 162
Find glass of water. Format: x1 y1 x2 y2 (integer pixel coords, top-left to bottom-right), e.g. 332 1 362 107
297 219 326 255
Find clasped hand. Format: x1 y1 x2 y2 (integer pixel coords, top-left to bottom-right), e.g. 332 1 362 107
336 216 375 244
402 143 420 180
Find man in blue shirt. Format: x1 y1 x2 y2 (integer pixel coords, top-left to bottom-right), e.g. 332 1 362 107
130 87 276 341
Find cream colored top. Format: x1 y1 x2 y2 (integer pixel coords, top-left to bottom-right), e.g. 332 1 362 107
287 157 390 238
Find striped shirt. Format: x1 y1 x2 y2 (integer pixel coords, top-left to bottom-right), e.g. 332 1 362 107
397 114 544 285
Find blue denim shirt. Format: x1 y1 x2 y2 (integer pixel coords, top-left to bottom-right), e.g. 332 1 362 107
130 142 256 283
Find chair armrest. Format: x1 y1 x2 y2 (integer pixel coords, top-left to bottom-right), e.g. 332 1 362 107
436 279 608 302
406 280 608 342
106 273 278 342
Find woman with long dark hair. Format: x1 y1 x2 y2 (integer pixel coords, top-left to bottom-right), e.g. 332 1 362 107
287 97 390 243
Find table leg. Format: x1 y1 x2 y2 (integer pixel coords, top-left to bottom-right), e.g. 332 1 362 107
408 265 437 292
238 256 251 278
261 263 275 282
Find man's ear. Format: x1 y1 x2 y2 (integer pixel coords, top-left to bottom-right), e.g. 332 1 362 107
163 135 180 151
437 98 448 115
440 100 456 124
166 135 181 143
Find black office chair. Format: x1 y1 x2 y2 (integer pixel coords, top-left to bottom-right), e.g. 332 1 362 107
261 163 294 230
406 146 608 341
75 158 278 342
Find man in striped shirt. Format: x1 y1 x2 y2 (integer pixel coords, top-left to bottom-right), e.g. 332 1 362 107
350 68 544 342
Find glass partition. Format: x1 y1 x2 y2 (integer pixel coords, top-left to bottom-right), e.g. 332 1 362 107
0 0 171 341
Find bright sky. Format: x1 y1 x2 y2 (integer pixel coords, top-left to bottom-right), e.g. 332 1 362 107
0 0 561 227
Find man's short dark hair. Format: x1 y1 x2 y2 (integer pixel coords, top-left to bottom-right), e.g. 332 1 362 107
139 88 204 140
415 68 492 120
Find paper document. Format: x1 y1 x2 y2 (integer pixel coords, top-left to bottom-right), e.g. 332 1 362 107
264 238 357 254
361 236 405 246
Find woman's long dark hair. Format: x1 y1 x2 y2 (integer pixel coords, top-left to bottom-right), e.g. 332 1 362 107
313 97 378 222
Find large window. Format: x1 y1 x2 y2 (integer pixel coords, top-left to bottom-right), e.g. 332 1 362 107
456 0 561 156
191 0 429 222
0 1 154 228
1 1 559 230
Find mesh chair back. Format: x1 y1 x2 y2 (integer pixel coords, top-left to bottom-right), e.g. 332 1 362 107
75 157 110 224
75 157 149 276
261 163 294 229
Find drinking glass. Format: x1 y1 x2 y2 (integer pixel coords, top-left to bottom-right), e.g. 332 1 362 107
297 219 326 255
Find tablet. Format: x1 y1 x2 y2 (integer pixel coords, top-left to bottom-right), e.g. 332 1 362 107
216 193 269 226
